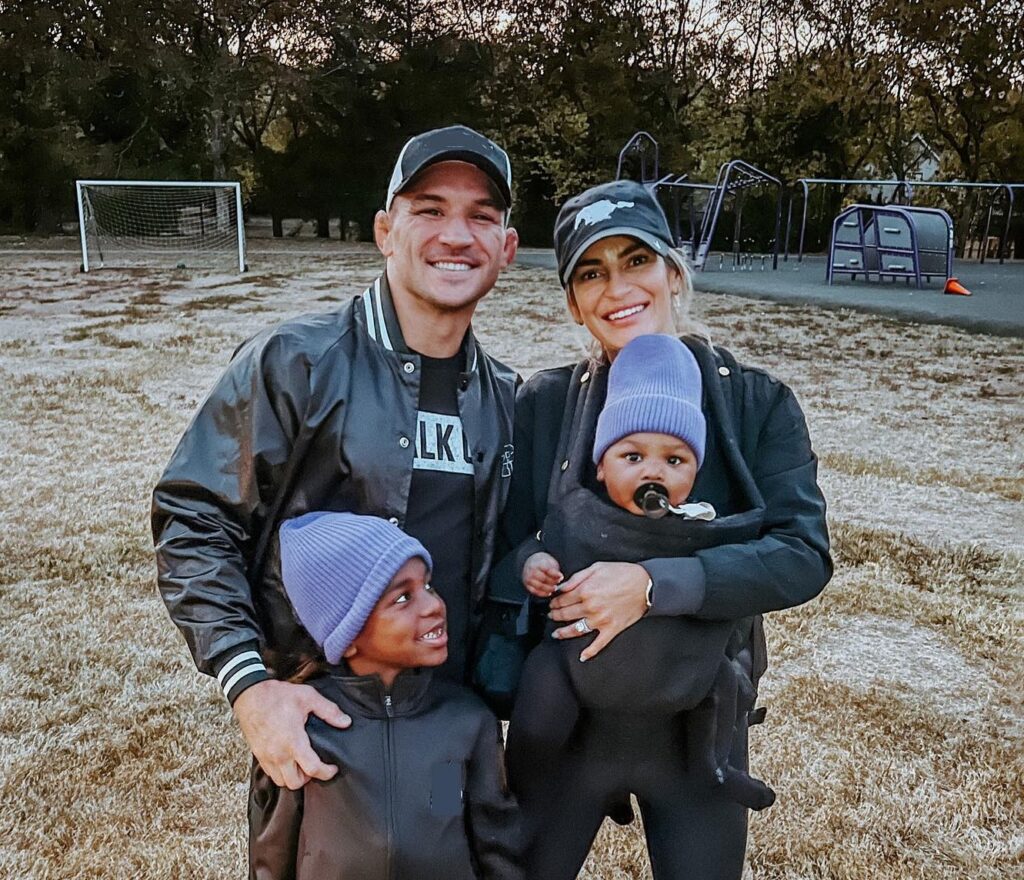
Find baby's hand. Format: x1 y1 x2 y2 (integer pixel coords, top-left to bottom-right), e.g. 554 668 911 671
522 551 564 597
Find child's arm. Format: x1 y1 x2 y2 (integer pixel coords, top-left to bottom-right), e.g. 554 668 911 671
464 716 525 880
522 550 563 597
248 764 303 880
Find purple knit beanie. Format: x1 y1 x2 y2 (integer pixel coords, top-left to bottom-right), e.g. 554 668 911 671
278 512 432 664
593 334 706 467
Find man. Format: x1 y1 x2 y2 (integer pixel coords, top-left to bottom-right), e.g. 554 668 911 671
153 125 520 791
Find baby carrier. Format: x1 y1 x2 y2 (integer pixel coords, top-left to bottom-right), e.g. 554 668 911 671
481 340 775 809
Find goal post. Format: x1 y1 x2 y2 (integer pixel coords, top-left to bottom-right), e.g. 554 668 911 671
75 180 246 273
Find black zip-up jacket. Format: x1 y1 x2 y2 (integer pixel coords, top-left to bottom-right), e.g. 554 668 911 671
152 276 518 700
493 336 831 624
248 668 523 880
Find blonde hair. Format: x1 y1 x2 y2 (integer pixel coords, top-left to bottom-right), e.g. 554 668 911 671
669 254 712 343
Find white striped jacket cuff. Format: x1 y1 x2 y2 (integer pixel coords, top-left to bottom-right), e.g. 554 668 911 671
214 647 270 705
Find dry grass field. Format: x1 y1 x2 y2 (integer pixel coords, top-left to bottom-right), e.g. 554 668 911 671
1 239 1022 879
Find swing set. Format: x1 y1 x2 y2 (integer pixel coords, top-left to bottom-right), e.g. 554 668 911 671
786 178 1024 264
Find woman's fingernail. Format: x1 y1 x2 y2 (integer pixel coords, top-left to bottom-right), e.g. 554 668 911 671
551 631 561 639
579 655 588 663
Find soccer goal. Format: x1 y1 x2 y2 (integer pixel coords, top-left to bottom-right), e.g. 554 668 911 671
76 180 246 272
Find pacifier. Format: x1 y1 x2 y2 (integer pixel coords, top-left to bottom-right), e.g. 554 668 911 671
634 483 670 519
633 483 717 521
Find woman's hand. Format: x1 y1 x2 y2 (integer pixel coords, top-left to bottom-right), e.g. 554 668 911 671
548 561 650 660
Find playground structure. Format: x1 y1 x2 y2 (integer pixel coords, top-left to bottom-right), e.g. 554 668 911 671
787 178 1024 265
616 132 783 271
614 132 1023 277
827 204 954 288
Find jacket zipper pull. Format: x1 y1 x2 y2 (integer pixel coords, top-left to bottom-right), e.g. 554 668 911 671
384 693 393 718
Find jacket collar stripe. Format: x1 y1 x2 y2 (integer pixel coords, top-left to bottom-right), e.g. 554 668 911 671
372 277 395 351
364 273 479 372
361 288 379 343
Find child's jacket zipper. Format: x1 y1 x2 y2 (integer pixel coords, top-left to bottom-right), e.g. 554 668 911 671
384 691 395 880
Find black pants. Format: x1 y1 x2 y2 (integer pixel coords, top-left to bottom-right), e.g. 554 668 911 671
509 704 749 880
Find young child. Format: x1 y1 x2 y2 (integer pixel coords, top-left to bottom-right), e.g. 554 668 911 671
249 511 523 880
507 334 774 811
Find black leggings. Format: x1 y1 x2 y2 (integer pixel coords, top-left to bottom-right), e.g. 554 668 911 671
508 689 749 879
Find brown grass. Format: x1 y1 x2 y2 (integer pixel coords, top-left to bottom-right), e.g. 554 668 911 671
0 242 1021 879
821 451 1024 503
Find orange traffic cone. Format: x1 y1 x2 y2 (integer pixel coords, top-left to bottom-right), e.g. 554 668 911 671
944 277 972 296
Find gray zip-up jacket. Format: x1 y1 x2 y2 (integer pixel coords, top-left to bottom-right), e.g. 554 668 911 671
248 668 523 880
152 276 518 701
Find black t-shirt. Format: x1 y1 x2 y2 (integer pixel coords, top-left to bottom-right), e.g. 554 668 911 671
403 351 475 682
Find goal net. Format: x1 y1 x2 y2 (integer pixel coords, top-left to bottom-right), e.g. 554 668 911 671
76 181 246 272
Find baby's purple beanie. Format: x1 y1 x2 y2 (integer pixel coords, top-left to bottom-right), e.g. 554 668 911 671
593 334 706 467
279 512 432 664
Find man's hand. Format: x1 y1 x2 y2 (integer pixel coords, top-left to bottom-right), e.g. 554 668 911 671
233 679 351 790
522 551 564 597
548 561 649 661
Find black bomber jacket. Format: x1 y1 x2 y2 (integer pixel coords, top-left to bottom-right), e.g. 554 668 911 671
248 667 523 880
152 275 518 701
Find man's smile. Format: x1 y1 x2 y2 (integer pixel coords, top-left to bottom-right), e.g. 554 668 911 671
431 260 474 272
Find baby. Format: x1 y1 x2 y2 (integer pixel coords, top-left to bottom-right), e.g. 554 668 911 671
524 332 713 592
249 511 523 879
508 334 774 811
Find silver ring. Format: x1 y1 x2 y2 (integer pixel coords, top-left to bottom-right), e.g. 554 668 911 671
574 618 592 635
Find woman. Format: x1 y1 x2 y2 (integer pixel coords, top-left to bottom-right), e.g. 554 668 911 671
497 179 831 879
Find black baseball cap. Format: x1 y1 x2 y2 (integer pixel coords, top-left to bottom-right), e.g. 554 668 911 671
385 124 513 211
554 179 687 286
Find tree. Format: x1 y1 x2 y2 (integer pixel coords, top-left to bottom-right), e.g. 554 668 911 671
0 2 88 230
893 0 1024 181
2 0 1022 241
